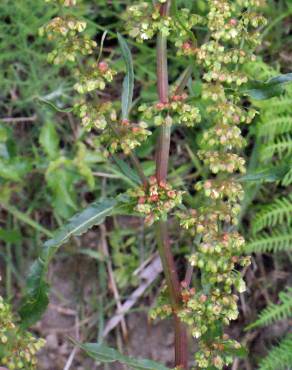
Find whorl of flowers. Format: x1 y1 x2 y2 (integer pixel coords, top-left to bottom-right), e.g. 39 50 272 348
174 1 265 368
39 15 96 64
74 101 151 155
41 0 150 157
0 291 45 369
139 93 201 127
74 60 117 94
124 1 172 43
128 176 184 226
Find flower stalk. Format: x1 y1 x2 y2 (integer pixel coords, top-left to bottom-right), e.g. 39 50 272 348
155 1 188 368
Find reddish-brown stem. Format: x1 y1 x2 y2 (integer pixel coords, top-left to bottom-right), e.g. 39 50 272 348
155 1 188 369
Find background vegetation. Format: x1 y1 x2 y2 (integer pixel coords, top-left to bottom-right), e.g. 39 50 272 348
0 0 291 369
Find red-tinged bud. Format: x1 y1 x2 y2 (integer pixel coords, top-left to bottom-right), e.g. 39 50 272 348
121 119 130 126
190 209 197 216
167 190 176 199
182 42 191 50
156 102 166 110
199 294 208 303
190 288 196 295
229 18 238 26
232 256 239 263
145 214 154 225
132 127 141 133
149 176 157 185
181 280 188 288
159 180 167 189
150 194 159 202
138 197 146 204
98 61 109 73
204 180 212 189
233 115 240 123
172 95 181 102
223 233 229 242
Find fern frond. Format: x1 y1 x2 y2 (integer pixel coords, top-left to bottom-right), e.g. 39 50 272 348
258 333 292 370
256 91 292 116
282 166 292 186
246 229 292 253
258 116 292 141
260 134 292 161
252 195 292 233
247 288 292 329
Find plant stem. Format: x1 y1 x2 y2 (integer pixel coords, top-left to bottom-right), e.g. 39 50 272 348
155 1 188 368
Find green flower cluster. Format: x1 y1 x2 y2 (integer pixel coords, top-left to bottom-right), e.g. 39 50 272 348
0 296 45 369
42 0 150 157
128 176 184 226
171 1 266 368
124 2 172 43
39 16 96 64
139 94 201 127
74 60 117 94
74 100 116 131
98 119 152 155
195 334 242 369
74 101 151 155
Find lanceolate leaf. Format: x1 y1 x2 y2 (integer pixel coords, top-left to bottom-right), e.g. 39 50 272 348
19 198 117 328
117 33 134 120
77 342 170 370
244 73 292 100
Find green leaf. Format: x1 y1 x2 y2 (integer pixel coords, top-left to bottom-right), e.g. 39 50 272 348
46 167 78 219
77 342 170 370
244 73 292 100
0 158 32 182
238 165 290 183
39 122 60 159
112 155 141 185
117 33 134 120
19 198 117 328
36 97 73 113
78 248 104 261
0 229 22 244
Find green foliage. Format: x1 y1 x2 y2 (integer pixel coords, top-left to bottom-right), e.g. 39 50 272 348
258 333 292 370
252 195 292 234
20 198 117 328
118 33 135 120
0 0 67 113
247 288 292 329
246 229 292 253
245 73 292 100
0 296 45 369
76 342 170 370
245 64 292 370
